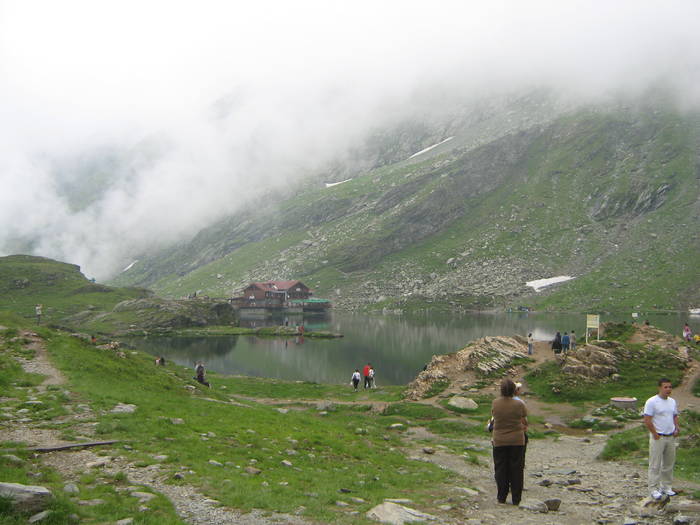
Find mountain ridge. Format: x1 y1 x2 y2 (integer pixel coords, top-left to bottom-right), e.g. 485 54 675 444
109 94 700 312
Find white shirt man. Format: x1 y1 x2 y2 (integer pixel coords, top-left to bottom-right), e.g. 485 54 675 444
643 379 680 499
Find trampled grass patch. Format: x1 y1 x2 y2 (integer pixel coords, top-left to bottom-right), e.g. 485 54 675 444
381 402 448 420
213 374 404 402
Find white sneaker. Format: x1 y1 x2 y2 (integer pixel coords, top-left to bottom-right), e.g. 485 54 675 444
663 489 676 496
651 490 663 500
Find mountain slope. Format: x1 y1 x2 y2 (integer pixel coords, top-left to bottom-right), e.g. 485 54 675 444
110 98 700 312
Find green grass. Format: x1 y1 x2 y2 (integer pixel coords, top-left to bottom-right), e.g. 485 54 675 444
0 323 455 523
422 379 451 398
526 342 687 404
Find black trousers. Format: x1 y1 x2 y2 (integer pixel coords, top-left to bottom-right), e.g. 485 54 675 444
493 445 525 504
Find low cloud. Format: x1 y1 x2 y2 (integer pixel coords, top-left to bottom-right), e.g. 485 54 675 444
2 1 700 279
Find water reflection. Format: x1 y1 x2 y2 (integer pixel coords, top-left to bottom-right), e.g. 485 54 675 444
126 312 699 385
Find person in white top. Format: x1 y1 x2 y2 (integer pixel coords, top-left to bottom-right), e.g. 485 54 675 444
351 369 361 392
643 378 680 499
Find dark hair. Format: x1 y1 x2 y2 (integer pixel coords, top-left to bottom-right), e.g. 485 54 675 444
500 378 516 397
658 378 672 386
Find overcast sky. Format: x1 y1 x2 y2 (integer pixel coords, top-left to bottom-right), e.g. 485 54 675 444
2 0 700 279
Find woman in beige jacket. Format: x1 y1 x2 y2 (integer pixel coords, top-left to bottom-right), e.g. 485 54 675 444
491 378 528 505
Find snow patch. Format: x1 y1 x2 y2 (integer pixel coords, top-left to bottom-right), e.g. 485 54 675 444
526 275 574 292
408 136 454 159
122 260 138 272
324 179 352 188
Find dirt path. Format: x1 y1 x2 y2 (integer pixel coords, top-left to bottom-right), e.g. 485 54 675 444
1 330 312 525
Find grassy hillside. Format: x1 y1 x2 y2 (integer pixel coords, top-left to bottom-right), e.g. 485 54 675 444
110 100 700 313
0 255 235 334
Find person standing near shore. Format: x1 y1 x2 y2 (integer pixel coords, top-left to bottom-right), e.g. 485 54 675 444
683 323 692 342
561 332 570 352
570 330 577 351
643 378 679 500
491 378 528 505
551 332 562 354
35 304 42 324
526 333 533 355
363 363 371 389
351 369 361 392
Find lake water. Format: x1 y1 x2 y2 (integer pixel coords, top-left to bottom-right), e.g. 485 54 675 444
126 312 699 385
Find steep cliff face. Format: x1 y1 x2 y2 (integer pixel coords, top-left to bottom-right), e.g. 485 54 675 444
111 97 700 312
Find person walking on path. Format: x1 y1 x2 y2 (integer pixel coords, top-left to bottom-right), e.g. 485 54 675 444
551 331 562 354
491 378 528 505
368 366 376 388
526 333 534 355
363 363 371 389
570 330 577 351
35 304 42 324
561 332 570 352
683 323 692 342
643 378 680 499
351 369 361 392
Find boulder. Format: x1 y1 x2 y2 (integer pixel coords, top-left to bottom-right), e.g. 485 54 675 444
519 499 549 513
544 498 561 511
0 483 52 513
447 397 478 411
366 501 437 524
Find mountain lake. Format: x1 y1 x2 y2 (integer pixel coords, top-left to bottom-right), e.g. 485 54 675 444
125 311 699 385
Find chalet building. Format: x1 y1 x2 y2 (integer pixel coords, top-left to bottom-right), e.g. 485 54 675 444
239 280 312 303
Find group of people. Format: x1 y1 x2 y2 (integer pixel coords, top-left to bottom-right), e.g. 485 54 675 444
550 330 576 353
351 363 376 391
489 377 680 505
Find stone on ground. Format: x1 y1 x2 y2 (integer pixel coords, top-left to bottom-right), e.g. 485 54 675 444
447 397 478 410
0 482 52 513
366 501 437 524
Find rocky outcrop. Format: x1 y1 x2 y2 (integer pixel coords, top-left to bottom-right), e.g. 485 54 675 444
65 297 236 333
559 344 619 379
404 336 527 400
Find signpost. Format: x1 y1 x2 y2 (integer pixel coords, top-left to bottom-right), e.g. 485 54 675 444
586 314 600 343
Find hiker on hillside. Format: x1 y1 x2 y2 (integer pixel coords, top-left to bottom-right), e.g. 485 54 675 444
643 378 679 500
561 332 570 352
351 369 361 392
491 378 528 506
683 323 692 342
368 366 376 388
155 356 166 366
363 363 371 389
526 333 533 355
35 304 42 324
551 332 562 354
570 330 577 351
194 361 210 387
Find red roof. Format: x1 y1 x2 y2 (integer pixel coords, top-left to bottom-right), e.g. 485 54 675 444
245 280 310 292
